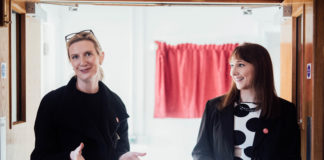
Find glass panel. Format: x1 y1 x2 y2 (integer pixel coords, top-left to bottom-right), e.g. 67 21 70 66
10 11 17 123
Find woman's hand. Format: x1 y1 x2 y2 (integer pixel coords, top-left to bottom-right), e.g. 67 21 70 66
119 152 146 160
70 143 85 160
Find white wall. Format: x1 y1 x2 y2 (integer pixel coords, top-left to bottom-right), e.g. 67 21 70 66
40 4 281 160
6 16 42 160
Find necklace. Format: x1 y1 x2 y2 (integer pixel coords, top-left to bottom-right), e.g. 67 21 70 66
237 103 258 112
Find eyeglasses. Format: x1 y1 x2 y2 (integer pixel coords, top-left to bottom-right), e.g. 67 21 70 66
65 29 95 43
65 29 102 51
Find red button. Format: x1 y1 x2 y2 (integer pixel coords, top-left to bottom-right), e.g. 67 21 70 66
263 128 269 134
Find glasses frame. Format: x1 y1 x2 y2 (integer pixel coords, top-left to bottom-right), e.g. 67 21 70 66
65 29 95 43
65 29 102 52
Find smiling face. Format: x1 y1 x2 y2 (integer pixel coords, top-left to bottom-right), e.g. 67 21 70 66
68 40 104 83
230 56 255 91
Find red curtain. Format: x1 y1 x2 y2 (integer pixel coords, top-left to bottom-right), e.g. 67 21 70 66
154 41 239 118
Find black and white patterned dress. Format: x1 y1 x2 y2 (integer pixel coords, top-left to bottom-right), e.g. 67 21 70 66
233 102 261 160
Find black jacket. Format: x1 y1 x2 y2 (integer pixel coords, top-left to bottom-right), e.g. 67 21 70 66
31 77 130 160
192 96 301 160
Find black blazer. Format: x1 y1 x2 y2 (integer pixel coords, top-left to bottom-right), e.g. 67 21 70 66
192 96 301 160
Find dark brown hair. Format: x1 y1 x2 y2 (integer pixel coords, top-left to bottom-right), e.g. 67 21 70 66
221 43 279 119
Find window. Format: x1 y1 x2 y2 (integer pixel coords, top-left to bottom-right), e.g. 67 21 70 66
10 10 26 127
0 0 4 26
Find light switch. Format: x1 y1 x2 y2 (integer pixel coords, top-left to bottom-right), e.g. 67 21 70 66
1 63 6 79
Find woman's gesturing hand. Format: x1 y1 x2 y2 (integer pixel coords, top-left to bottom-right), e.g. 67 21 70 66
70 143 85 160
119 152 147 160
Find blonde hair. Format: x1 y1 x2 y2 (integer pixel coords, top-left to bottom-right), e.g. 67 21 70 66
65 30 104 80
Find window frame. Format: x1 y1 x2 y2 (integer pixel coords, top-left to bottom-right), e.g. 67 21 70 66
9 7 26 128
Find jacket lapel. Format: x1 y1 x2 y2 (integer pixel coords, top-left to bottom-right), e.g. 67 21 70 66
220 105 234 159
252 117 273 153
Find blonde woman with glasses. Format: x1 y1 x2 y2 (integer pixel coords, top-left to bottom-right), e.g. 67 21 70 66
31 30 146 160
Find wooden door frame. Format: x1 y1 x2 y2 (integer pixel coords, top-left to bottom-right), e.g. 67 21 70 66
313 0 324 159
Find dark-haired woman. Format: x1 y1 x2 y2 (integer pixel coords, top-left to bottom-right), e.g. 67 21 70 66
192 43 301 160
